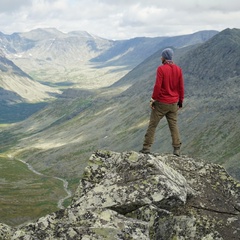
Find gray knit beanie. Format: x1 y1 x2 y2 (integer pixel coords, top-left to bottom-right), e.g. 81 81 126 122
161 48 173 60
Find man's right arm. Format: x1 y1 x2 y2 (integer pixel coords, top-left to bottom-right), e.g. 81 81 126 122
152 67 163 101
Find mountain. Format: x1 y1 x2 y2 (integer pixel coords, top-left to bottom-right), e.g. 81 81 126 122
0 28 124 89
1 151 239 239
178 28 240 177
91 30 218 67
0 49 61 123
0 28 218 89
0 49 31 78
182 28 240 82
15 28 112 64
0 49 60 102
0 31 34 53
1 28 218 66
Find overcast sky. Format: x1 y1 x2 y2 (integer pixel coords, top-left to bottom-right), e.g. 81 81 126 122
0 0 239 40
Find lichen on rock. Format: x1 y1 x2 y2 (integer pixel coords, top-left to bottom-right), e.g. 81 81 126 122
0 150 239 239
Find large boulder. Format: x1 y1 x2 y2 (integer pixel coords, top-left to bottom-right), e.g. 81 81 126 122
0 150 239 239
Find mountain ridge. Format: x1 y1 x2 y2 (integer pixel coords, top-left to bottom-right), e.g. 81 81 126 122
0 28 218 89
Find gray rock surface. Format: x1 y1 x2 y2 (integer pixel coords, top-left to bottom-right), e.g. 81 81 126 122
0 150 239 239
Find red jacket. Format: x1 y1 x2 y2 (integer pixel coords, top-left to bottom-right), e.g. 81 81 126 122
152 62 184 104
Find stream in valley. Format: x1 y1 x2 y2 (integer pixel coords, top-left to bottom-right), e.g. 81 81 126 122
8 155 72 209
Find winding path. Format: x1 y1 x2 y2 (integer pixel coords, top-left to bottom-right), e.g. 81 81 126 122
54 177 72 209
7 155 72 209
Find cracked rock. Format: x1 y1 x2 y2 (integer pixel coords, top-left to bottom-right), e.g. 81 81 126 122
0 150 239 239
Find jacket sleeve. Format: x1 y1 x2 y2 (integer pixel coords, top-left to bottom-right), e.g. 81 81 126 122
152 67 163 100
178 69 184 103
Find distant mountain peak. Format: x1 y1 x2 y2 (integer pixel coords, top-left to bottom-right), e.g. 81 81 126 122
68 30 96 38
181 28 240 81
19 28 68 41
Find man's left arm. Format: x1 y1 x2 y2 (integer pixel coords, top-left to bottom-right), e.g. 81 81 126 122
178 69 184 108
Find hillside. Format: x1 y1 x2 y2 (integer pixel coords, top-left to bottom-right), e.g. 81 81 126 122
179 28 240 178
181 28 240 81
0 49 60 102
108 28 240 179
0 49 61 122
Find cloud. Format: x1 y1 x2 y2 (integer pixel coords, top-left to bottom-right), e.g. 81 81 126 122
0 0 239 39
0 0 32 13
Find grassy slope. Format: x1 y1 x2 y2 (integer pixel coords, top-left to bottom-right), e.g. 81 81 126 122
0 155 66 226
0 102 48 124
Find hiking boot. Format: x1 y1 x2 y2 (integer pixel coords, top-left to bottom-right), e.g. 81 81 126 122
173 147 180 157
139 148 150 154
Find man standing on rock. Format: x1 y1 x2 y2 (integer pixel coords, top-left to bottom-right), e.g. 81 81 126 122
140 48 184 156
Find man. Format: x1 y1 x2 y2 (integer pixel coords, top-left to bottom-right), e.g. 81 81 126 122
140 48 184 156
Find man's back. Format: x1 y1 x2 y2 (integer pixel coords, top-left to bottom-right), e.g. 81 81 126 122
152 63 184 104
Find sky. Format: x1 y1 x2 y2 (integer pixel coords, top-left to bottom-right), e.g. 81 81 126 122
0 0 239 40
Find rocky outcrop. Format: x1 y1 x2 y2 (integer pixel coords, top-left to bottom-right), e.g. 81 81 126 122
1 150 240 239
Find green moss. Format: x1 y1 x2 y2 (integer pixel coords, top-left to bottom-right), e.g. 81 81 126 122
128 151 139 162
93 228 120 239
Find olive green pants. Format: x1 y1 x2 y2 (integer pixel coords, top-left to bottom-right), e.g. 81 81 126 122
143 101 181 150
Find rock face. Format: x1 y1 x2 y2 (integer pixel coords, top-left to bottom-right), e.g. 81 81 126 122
1 150 240 239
